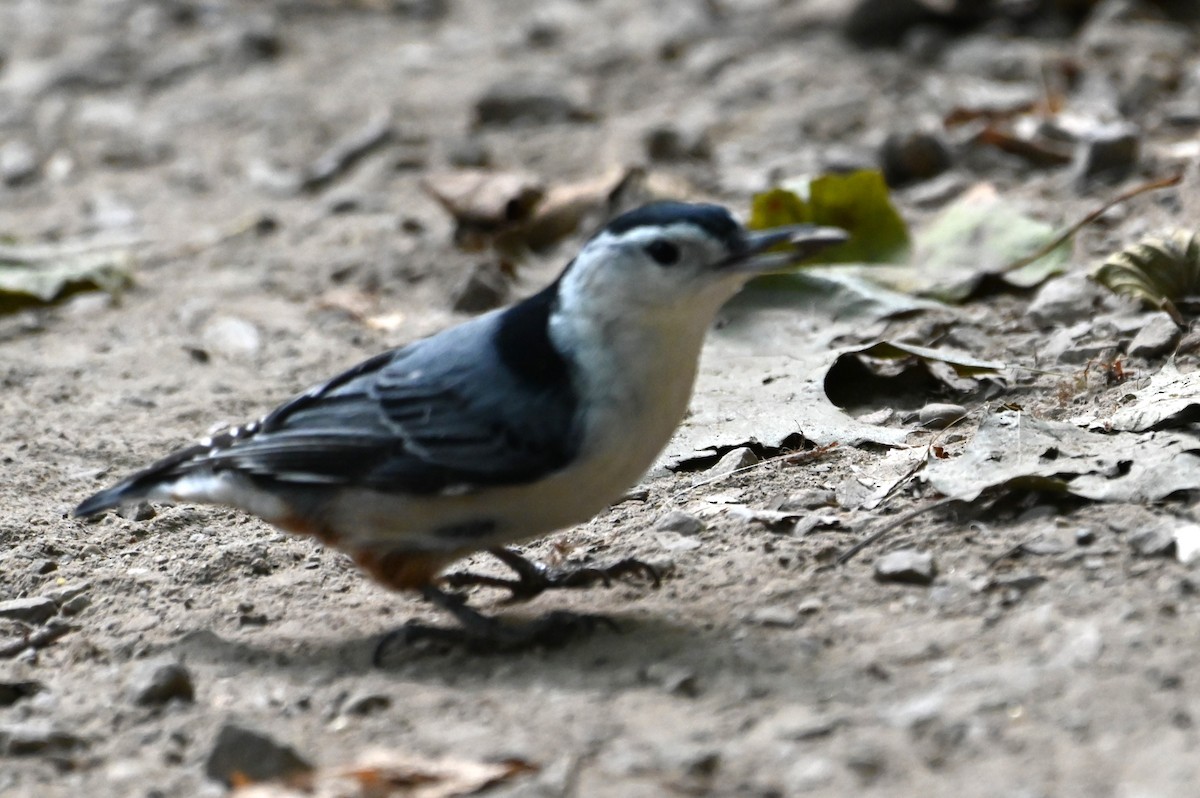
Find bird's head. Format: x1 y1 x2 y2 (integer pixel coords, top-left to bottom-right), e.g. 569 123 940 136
557 201 847 326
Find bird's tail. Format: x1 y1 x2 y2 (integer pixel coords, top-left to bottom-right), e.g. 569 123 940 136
73 444 208 517
74 482 145 517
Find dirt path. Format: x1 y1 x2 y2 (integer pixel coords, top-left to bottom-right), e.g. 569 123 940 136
3 1 1200 795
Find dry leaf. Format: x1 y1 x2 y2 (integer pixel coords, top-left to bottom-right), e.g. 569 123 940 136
234 750 537 798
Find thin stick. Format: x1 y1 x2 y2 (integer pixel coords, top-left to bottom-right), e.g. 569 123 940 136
834 497 958 566
1003 172 1183 274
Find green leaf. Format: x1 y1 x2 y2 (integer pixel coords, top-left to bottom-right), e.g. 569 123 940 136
748 187 813 230
0 245 134 314
1091 229 1199 325
852 340 1006 377
748 170 910 264
913 187 1070 302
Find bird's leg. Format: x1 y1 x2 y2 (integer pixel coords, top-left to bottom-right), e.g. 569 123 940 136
372 585 616 663
440 546 661 603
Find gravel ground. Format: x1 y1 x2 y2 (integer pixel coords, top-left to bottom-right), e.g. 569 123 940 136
3 1 1200 796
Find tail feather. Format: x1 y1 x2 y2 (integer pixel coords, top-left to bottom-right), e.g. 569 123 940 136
73 443 211 517
73 481 149 517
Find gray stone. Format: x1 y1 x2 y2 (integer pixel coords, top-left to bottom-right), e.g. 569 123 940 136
1073 122 1141 186
776 490 837 511
202 316 261 360
0 721 86 756
1027 274 1104 327
708 447 759 478
757 705 842 741
0 140 38 185
845 742 888 785
747 606 799 628
655 510 704 536
644 122 711 162
645 663 700 697
128 658 195 706
31 559 57 575
204 723 312 787
1127 314 1181 359
45 582 90 605
446 138 491 168
915 403 966 430
1130 527 1176 558
60 595 91 616
874 549 936 585
341 691 390 716
0 681 42 707
474 80 592 127
390 0 449 20
0 597 57 625
879 130 952 187
118 501 156 522
451 262 509 313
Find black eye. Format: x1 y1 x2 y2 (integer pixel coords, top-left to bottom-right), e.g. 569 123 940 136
644 239 681 266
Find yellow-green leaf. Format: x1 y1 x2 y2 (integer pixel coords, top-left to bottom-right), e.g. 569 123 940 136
748 170 910 265
0 246 134 314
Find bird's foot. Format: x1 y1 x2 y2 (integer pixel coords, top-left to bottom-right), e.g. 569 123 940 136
440 546 661 603
372 585 616 663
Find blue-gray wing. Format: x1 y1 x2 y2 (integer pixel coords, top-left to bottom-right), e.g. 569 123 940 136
219 321 578 493
73 288 581 517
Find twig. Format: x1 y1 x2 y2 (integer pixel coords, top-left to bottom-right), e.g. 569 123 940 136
1002 171 1183 274
834 497 958 566
300 112 394 191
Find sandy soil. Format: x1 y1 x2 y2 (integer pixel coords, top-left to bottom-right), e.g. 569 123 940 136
3 1 1200 796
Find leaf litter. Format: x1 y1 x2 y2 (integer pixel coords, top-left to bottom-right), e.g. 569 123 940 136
926 407 1200 504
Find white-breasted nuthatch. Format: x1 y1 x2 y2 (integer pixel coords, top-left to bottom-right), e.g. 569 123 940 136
75 201 846 648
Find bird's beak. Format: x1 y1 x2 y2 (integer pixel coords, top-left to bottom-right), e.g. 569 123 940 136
722 225 849 274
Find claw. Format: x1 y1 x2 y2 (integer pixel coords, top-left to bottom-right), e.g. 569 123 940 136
438 548 662 603
372 586 619 663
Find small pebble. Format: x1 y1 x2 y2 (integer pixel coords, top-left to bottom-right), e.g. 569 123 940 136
707 447 759 478
0 597 57 625
874 549 936 585
128 658 195 706
446 138 491 168
879 130 952 186
643 122 711 162
1130 527 1175 558
776 490 837 511
915 403 966 430
0 681 42 707
1127 314 1181 359
1027 274 1104 328
341 691 391 716
202 316 261 360
0 721 86 756
0 140 38 185
451 262 509 313
1073 122 1141 186
747 606 799 628
118 501 157 522
60 595 90 616
204 723 313 787
473 80 592 127
45 582 90 605
655 510 704 536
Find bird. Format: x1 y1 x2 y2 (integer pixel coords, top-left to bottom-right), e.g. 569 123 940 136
74 201 847 651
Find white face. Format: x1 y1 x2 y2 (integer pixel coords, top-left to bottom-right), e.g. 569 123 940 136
558 222 748 324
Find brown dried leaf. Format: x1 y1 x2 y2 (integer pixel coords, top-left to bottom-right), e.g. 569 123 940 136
233 750 537 798
420 170 545 247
